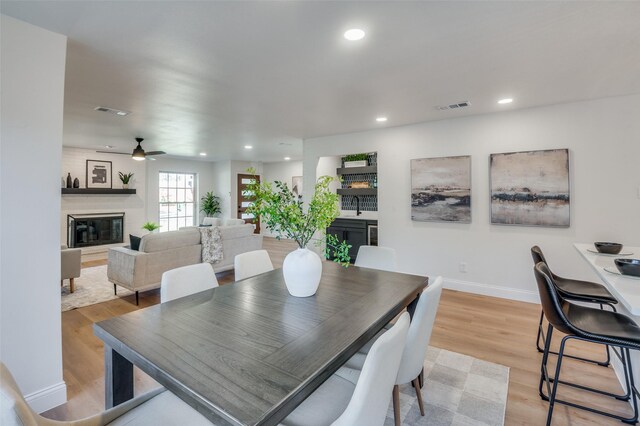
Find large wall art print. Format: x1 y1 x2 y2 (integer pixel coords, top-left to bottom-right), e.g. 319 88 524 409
411 155 471 223
490 148 570 227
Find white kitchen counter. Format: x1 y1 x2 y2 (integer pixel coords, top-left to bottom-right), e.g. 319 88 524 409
574 243 640 315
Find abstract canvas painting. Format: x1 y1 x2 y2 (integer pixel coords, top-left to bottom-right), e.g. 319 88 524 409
291 176 303 199
411 156 471 223
490 149 570 227
86 160 112 189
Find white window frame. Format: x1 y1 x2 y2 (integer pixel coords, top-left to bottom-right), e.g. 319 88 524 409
158 171 197 232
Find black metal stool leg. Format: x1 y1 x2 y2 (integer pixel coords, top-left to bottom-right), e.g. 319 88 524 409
546 335 569 425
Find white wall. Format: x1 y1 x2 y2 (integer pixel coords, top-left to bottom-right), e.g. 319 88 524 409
0 15 68 412
212 160 232 219
262 160 303 236
146 157 216 227
304 94 640 302
61 147 146 247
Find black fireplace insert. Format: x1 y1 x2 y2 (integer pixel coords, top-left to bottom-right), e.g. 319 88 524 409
67 213 124 248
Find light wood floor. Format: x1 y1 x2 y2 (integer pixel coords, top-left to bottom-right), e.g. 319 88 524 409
45 237 632 425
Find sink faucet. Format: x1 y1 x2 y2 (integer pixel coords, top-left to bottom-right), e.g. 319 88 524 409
351 196 362 216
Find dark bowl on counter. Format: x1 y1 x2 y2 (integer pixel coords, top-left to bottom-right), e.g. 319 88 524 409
615 258 640 278
594 242 623 254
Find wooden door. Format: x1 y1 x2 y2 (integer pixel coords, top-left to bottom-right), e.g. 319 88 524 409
237 174 260 234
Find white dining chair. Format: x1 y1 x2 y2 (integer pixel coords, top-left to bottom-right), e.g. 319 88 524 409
280 312 410 426
343 276 444 425
160 263 218 303
0 362 214 426
234 249 274 281
354 246 397 272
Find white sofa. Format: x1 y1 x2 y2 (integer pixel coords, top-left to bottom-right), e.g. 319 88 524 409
107 223 261 303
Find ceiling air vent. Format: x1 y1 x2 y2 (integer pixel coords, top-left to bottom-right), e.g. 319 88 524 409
434 101 471 111
94 106 130 116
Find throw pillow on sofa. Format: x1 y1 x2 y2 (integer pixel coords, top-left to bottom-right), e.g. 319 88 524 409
224 218 246 226
130 234 141 251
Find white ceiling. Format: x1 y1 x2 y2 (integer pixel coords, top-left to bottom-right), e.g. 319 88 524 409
2 1 640 162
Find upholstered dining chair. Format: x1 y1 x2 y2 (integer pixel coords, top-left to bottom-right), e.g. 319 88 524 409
354 246 397 272
0 362 213 425
280 312 411 426
61 245 81 293
160 263 218 303
531 245 618 366
343 276 444 426
234 249 274 281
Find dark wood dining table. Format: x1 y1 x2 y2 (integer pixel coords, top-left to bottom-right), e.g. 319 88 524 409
94 261 428 426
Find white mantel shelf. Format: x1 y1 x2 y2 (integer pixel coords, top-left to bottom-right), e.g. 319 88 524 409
574 243 640 315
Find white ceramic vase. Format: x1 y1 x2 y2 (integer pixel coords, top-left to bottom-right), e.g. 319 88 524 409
282 248 322 297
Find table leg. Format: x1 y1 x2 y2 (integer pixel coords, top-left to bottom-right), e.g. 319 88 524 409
104 344 134 408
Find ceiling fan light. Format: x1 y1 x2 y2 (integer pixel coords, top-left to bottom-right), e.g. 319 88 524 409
132 144 146 160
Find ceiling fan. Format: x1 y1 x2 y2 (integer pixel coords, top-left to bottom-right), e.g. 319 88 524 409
96 137 166 160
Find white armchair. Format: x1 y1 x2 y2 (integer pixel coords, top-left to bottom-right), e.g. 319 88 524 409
61 245 81 293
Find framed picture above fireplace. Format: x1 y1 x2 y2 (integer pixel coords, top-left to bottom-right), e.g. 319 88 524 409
86 160 112 189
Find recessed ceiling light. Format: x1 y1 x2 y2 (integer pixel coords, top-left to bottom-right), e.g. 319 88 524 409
115 111 128 116
199 152 207 156
344 29 365 41
498 98 513 104
376 117 388 122
104 145 114 149
284 157 291 161
244 145 253 150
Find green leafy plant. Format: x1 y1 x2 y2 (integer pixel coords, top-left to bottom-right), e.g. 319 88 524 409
200 191 221 217
245 169 351 265
142 221 160 232
343 153 369 162
118 172 134 184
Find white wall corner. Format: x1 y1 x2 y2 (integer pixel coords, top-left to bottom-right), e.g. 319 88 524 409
24 381 67 414
443 278 540 304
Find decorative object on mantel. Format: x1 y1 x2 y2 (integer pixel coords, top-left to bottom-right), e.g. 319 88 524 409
246 169 351 297
73 177 80 188
490 149 570 227
200 191 221 217
343 153 369 168
66 173 72 188
411 155 471 223
142 221 161 233
86 159 112 189
118 172 134 189
349 181 370 189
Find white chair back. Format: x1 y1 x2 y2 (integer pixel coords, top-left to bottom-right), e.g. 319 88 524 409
234 250 274 281
160 263 218 303
354 246 397 272
333 312 410 426
396 276 444 385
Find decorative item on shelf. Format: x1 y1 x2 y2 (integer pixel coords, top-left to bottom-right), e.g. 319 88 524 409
373 175 378 188
343 153 369 168
66 173 72 188
118 172 134 189
246 168 351 297
200 191 221 217
349 181 370 189
73 178 80 188
86 160 112 189
142 221 160 233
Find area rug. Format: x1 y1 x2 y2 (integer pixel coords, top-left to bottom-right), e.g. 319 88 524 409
61 265 133 312
386 346 509 426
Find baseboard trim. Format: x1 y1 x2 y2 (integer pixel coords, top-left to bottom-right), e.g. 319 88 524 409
24 381 67 414
443 278 540 304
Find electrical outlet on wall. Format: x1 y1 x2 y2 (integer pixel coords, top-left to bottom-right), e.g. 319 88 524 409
459 262 467 273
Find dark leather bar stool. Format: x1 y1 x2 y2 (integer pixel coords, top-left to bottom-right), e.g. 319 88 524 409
534 262 640 425
531 246 618 366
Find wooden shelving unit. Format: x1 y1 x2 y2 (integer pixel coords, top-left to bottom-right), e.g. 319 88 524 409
336 188 378 196
61 188 136 195
336 166 377 175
